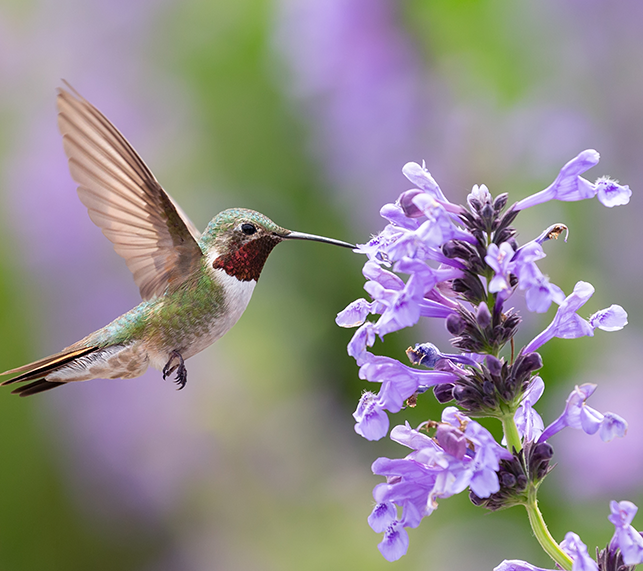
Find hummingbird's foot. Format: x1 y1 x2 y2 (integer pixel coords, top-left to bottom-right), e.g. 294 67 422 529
162 350 188 390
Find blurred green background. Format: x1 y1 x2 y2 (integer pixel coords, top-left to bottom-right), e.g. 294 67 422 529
0 0 642 569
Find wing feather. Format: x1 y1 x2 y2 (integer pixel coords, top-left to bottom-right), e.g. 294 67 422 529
57 83 203 300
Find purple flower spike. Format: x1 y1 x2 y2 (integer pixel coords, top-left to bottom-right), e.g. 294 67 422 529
539 383 628 443
595 177 632 208
514 150 600 211
608 500 643 565
377 520 409 562
560 532 599 571
339 154 631 562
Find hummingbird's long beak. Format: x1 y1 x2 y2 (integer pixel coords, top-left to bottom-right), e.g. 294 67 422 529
281 230 355 249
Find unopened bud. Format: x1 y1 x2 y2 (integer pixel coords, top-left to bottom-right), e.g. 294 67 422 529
476 303 491 328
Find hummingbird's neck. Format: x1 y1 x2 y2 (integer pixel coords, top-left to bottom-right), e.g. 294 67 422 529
211 236 281 281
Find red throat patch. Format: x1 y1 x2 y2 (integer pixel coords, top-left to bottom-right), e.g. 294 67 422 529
212 236 281 281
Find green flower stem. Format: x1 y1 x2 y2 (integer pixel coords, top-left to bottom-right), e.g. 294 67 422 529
500 413 522 454
525 493 573 570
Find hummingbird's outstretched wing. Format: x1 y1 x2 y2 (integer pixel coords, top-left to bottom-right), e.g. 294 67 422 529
57 83 203 300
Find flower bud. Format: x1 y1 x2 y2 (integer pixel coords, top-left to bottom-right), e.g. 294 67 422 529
433 383 455 404
446 313 466 336
398 189 425 218
476 303 491 328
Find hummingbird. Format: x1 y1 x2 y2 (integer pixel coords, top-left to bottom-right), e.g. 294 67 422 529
1 84 354 397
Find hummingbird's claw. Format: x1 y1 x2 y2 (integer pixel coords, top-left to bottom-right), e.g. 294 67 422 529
163 350 188 390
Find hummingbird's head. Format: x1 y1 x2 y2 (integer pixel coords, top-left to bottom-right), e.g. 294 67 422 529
201 208 353 282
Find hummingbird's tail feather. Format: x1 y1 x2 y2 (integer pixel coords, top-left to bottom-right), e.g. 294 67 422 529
2 343 151 396
10 380 67 397
1 346 100 396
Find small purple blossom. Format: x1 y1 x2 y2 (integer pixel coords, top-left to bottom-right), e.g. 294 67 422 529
359 354 457 416
514 150 600 210
335 298 374 327
511 241 565 313
494 561 552 571
486 242 515 295
524 281 627 353
353 391 389 441
538 384 628 443
495 532 598 571
608 500 643 565
559 532 599 571
377 520 409 562
513 376 545 443
368 501 396 533
406 342 478 368
595 177 632 208
402 161 450 204
371 411 512 557
589 304 629 332
514 150 630 211
347 322 375 364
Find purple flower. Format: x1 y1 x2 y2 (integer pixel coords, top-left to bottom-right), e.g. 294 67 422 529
495 532 598 571
513 376 545 443
353 391 390 441
486 242 515 295
365 273 424 336
377 520 409 562
359 354 457 415
370 412 512 560
468 184 493 209
494 561 552 571
339 153 631 563
367 501 396 532
511 241 565 313
514 150 600 210
514 150 631 211
538 384 628 443
559 532 599 571
442 408 513 498
406 342 478 368
589 304 629 332
595 177 632 208
524 281 627 353
347 322 375 364
336 298 374 327
402 161 450 205
608 500 643 565
354 224 403 262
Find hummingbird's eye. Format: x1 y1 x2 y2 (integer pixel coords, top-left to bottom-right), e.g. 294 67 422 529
240 223 257 236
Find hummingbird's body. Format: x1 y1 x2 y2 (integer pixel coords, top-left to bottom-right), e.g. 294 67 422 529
1 85 352 396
